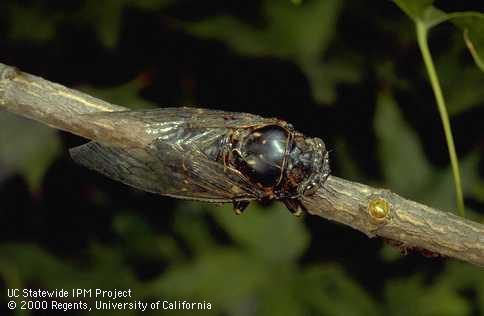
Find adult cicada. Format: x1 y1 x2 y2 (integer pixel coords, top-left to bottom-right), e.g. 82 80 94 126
70 107 330 215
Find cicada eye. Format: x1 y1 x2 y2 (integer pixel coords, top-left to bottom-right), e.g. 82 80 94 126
237 125 289 188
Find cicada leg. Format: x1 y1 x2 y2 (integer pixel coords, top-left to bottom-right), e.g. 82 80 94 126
283 198 306 217
233 201 250 215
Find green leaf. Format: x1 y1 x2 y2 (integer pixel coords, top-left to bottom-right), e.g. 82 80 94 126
114 212 181 261
437 44 484 115
438 261 484 312
394 1 484 72
446 67 484 115
209 203 309 263
86 244 139 289
184 0 354 104
384 275 471 316
422 153 480 211
82 1 124 48
80 0 173 48
0 244 77 287
0 111 61 191
449 12 484 72
375 92 432 197
393 0 434 21
149 248 268 308
185 0 342 61
184 16 270 57
301 265 381 316
173 202 217 255
0 242 143 316
420 6 449 29
257 280 305 316
5 0 173 48
394 1 448 29
301 58 361 105
375 92 481 212
5 4 59 43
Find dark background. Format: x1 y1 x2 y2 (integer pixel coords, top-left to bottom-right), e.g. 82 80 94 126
0 1 483 315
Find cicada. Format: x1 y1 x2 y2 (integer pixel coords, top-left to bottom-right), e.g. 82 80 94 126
70 107 330 215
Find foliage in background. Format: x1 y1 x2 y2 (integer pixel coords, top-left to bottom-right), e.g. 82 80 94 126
0 0 483 316
0 112 61 191
375 92 482 213
394 0 484 216
3 0 174 48
183 0 361 104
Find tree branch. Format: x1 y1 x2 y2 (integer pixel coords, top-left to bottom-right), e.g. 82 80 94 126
1 63 483 267
302 177 483 266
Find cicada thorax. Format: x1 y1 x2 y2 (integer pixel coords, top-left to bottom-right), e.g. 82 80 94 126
226 124 299 198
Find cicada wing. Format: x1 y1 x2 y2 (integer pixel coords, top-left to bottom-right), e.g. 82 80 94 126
84 107 273 123
70 141 261 202
70 142 166 194
70 107 279 201
148 140 262 201
79 107 279 136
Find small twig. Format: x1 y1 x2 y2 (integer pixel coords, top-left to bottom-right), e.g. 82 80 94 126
1 63 483 267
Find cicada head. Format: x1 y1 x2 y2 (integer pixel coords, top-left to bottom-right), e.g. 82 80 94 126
285 135 330 197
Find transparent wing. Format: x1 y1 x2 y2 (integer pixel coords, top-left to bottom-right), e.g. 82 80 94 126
83 107 276 127
74 107 282 152
147 138 264 201
70 142 163 194
70 140 262 202
79 107 280 144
